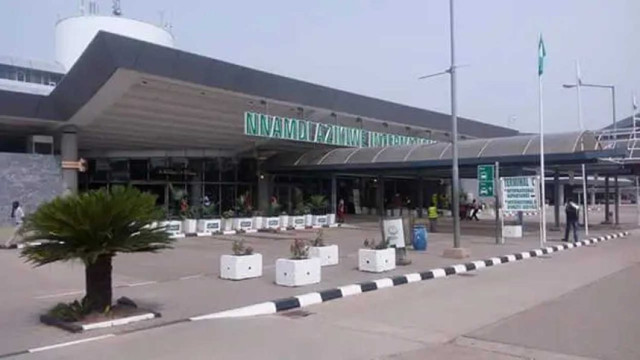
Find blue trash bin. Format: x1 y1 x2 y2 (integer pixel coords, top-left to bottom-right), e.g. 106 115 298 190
412 225 428 251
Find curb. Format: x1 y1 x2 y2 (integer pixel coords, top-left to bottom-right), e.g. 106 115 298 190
191 231 630 320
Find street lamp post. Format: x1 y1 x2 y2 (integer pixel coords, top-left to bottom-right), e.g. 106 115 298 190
563 82 617 225
418 0 466 257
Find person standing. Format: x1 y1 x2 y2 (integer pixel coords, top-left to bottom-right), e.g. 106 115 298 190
428 202 438 233
564 200 580 243
337 199 345 223
4 201 24 248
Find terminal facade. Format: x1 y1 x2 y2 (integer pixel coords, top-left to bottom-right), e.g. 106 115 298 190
0 7 523 221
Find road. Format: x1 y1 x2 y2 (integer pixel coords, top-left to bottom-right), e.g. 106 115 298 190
9 231 639 360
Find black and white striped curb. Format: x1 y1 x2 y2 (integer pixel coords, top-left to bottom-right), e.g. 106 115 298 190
191 231 630 320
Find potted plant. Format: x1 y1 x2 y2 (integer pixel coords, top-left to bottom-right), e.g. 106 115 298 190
303 205 313 228
233 194 254 232
264 198 281 231
308 195 328 227
279 211 289 231
358 238 395 273
220 240 262 280
221 210 236 234
197 203 221 235
158 207 182 237
275 238 321 287
252 210 264 231
289 206 306 229
308 229 339 266
182 205 199 235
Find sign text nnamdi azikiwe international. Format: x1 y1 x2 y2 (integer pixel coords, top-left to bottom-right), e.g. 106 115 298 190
244 112 434 147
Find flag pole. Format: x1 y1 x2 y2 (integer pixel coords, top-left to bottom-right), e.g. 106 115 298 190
538 34 546 247
575 60 589 236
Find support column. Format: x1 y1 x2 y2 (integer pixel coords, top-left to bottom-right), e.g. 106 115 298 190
331 175 337 214
554 170 560 229
604 176 610 223
61 126 78 193
417 176 424 218
615 175 620 225
376 175 384 216
258 174 272 212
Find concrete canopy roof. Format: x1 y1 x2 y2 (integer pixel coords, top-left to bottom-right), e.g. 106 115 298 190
0 31 517 153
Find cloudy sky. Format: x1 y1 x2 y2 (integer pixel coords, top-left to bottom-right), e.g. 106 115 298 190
1 0 638 133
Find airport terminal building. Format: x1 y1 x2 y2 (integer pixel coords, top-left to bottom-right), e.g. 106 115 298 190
0 10 522 220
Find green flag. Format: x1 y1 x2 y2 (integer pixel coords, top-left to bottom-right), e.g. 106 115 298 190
538 35 546 76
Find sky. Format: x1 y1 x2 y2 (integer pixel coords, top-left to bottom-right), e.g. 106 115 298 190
0 0 638 134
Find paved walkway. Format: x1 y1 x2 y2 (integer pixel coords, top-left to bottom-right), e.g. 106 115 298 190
0 215 632 357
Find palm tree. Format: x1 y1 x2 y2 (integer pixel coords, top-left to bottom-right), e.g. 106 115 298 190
20 186 174 313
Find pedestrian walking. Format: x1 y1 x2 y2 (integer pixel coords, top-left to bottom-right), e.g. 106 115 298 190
563 200 580 243
470 199 480 221
428 202 438 233
4 201 24 248
337 199 345 223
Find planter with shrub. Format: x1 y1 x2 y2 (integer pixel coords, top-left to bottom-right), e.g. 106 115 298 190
358 238 396 273
221 210 236 234
275 239 321 287
220 240 262 280
308 229 338 266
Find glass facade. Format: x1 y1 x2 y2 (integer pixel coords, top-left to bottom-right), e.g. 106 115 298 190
82 157 258 218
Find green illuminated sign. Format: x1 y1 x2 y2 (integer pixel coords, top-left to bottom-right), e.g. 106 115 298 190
244 112 434 148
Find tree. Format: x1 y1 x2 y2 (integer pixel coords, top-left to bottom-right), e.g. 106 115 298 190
20 186 174 313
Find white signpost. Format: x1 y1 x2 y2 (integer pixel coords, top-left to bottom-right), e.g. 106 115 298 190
382 218 405 249
501 176 539 212
500 176 540 242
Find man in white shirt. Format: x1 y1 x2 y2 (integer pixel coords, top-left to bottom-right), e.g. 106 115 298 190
4 201 24 248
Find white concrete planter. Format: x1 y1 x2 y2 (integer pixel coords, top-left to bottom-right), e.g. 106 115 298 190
161 221 182 237
220 254 262 280
289 216 305 229
233 217 254 232
358 248 396 273
386 209 392 217
252 216 264 230
392 209 400 217
279 215 289 229
312 215 328 227
222 218 234 232
304 214 313 227
503 225 523 238
327 213 336 225
309 245 339 266
371 208 378 215
265 217 280 230
197 219 221 234
275 258 321 287
182 219 197 234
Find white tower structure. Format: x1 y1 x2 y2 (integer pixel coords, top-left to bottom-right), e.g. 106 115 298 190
55 1 174 71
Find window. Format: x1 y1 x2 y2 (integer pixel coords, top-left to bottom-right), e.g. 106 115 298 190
238 158 257 182
129 159 148 181
16 71 25 82
204 159 220 182
220 158 236 182
110 159 129 182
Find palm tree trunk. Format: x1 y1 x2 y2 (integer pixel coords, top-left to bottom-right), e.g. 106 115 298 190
84 254 113 312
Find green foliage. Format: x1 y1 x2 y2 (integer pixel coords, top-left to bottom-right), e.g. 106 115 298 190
222 210 235 219
267 202 281 217
311 229 325 247
307 195 328 215
201 205 217 219
232 239 254 256
290 238 309 260
47 298 92 322
363 238 389 250
20 186 174 267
